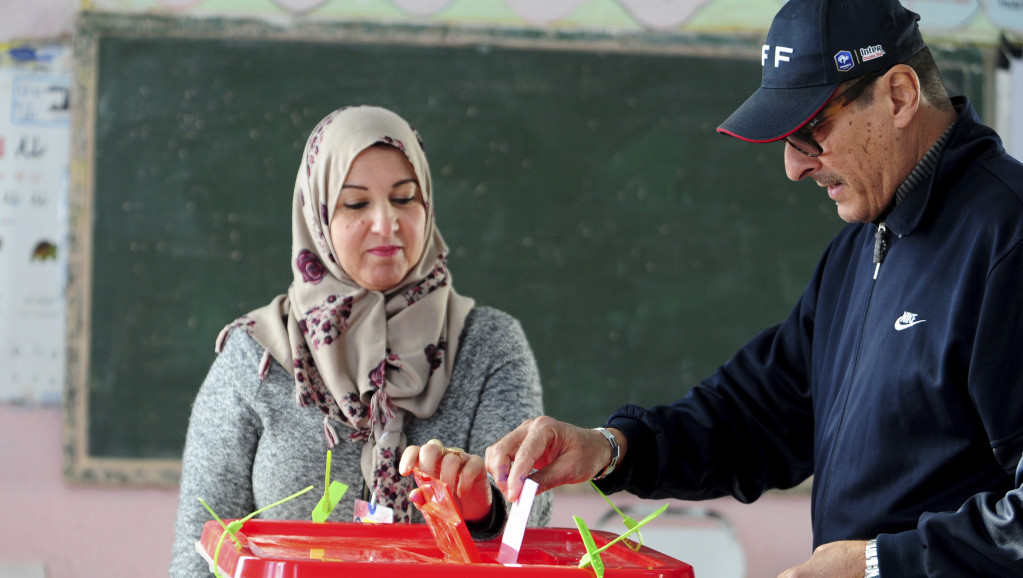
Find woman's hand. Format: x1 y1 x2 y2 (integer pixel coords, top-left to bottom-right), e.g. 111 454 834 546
399 439 493 523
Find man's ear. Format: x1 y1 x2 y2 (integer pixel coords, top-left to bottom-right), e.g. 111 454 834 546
885 64 920 129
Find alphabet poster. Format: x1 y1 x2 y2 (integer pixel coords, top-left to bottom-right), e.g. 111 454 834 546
0 44 70 404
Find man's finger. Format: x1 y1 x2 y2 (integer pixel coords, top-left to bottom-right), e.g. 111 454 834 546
485 419 534 494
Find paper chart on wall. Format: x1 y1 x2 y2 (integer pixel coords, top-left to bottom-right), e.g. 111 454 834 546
1010 49 1023 161
0 44 70 404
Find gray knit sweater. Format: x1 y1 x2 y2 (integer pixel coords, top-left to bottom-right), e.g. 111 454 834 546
170 306 551 576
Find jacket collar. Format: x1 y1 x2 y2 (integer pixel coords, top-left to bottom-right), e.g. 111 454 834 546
885 97 1004 236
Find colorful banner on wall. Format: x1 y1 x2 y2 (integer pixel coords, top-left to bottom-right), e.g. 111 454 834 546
75 0 1023 41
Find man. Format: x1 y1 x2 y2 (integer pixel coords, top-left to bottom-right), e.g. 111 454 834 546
485 1 1023 576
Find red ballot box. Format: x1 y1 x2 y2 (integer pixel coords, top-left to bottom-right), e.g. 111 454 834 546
196 519 696 577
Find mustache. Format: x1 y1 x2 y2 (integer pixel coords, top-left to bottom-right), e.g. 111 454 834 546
814 173 842 187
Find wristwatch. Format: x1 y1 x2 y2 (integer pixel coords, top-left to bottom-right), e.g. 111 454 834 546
591 427 620 481
864 538 879 578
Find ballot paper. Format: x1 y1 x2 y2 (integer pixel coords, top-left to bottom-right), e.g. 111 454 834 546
496 477 539 565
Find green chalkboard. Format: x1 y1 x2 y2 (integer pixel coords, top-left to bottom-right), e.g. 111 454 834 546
64 12 986 484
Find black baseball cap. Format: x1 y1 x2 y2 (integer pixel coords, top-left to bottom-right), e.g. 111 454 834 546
717 0 925 143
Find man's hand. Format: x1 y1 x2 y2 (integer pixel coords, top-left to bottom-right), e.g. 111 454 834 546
777 540 867 578
484 416 623 501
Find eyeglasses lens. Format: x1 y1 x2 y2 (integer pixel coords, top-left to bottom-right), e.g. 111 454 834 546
782 67 887 159
785 131 822 157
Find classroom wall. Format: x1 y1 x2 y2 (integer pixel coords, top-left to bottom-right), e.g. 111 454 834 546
0 1 1018 577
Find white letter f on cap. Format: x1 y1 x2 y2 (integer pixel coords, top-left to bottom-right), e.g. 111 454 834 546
774 46 793 67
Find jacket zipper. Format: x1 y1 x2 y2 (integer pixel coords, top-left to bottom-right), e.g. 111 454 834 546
813 221 890 543
873 221 889 279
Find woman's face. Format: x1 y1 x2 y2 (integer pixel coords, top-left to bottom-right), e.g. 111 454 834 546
330 145 427 292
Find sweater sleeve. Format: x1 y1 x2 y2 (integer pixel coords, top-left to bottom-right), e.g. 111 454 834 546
169 331 264 577
458 307 552 529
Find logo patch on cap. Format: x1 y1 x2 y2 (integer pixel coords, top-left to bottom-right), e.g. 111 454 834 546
834 50 855 72
860 45 885 62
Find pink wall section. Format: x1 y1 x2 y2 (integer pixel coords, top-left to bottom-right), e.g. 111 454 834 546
0 405 179 577
0 404 811 577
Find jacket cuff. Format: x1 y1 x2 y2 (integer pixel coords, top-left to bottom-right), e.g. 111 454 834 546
876 530 928 578
596 410 656 495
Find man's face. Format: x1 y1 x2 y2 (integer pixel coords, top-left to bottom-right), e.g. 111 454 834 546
783 79 905 224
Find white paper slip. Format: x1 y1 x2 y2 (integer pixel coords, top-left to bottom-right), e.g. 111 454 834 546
496 477 539 565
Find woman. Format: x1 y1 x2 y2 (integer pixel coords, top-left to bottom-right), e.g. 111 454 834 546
170 106 550 576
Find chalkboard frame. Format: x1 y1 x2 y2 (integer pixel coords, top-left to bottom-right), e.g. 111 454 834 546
62 11 989 486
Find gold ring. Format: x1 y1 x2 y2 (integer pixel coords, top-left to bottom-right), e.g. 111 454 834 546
425 439 445 450
445 447 466 457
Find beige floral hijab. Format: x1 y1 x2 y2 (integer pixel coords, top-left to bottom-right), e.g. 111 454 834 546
216 106 474 522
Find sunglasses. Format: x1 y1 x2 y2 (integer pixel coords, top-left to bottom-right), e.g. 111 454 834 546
784 68 889 158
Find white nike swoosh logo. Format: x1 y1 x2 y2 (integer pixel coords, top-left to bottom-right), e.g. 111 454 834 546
894 319 926 331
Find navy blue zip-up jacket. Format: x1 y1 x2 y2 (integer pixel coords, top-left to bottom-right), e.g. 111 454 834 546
600 98 1023 576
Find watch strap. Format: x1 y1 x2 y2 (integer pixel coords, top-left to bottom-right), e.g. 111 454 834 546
865 538 879 578
591 427 620 481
